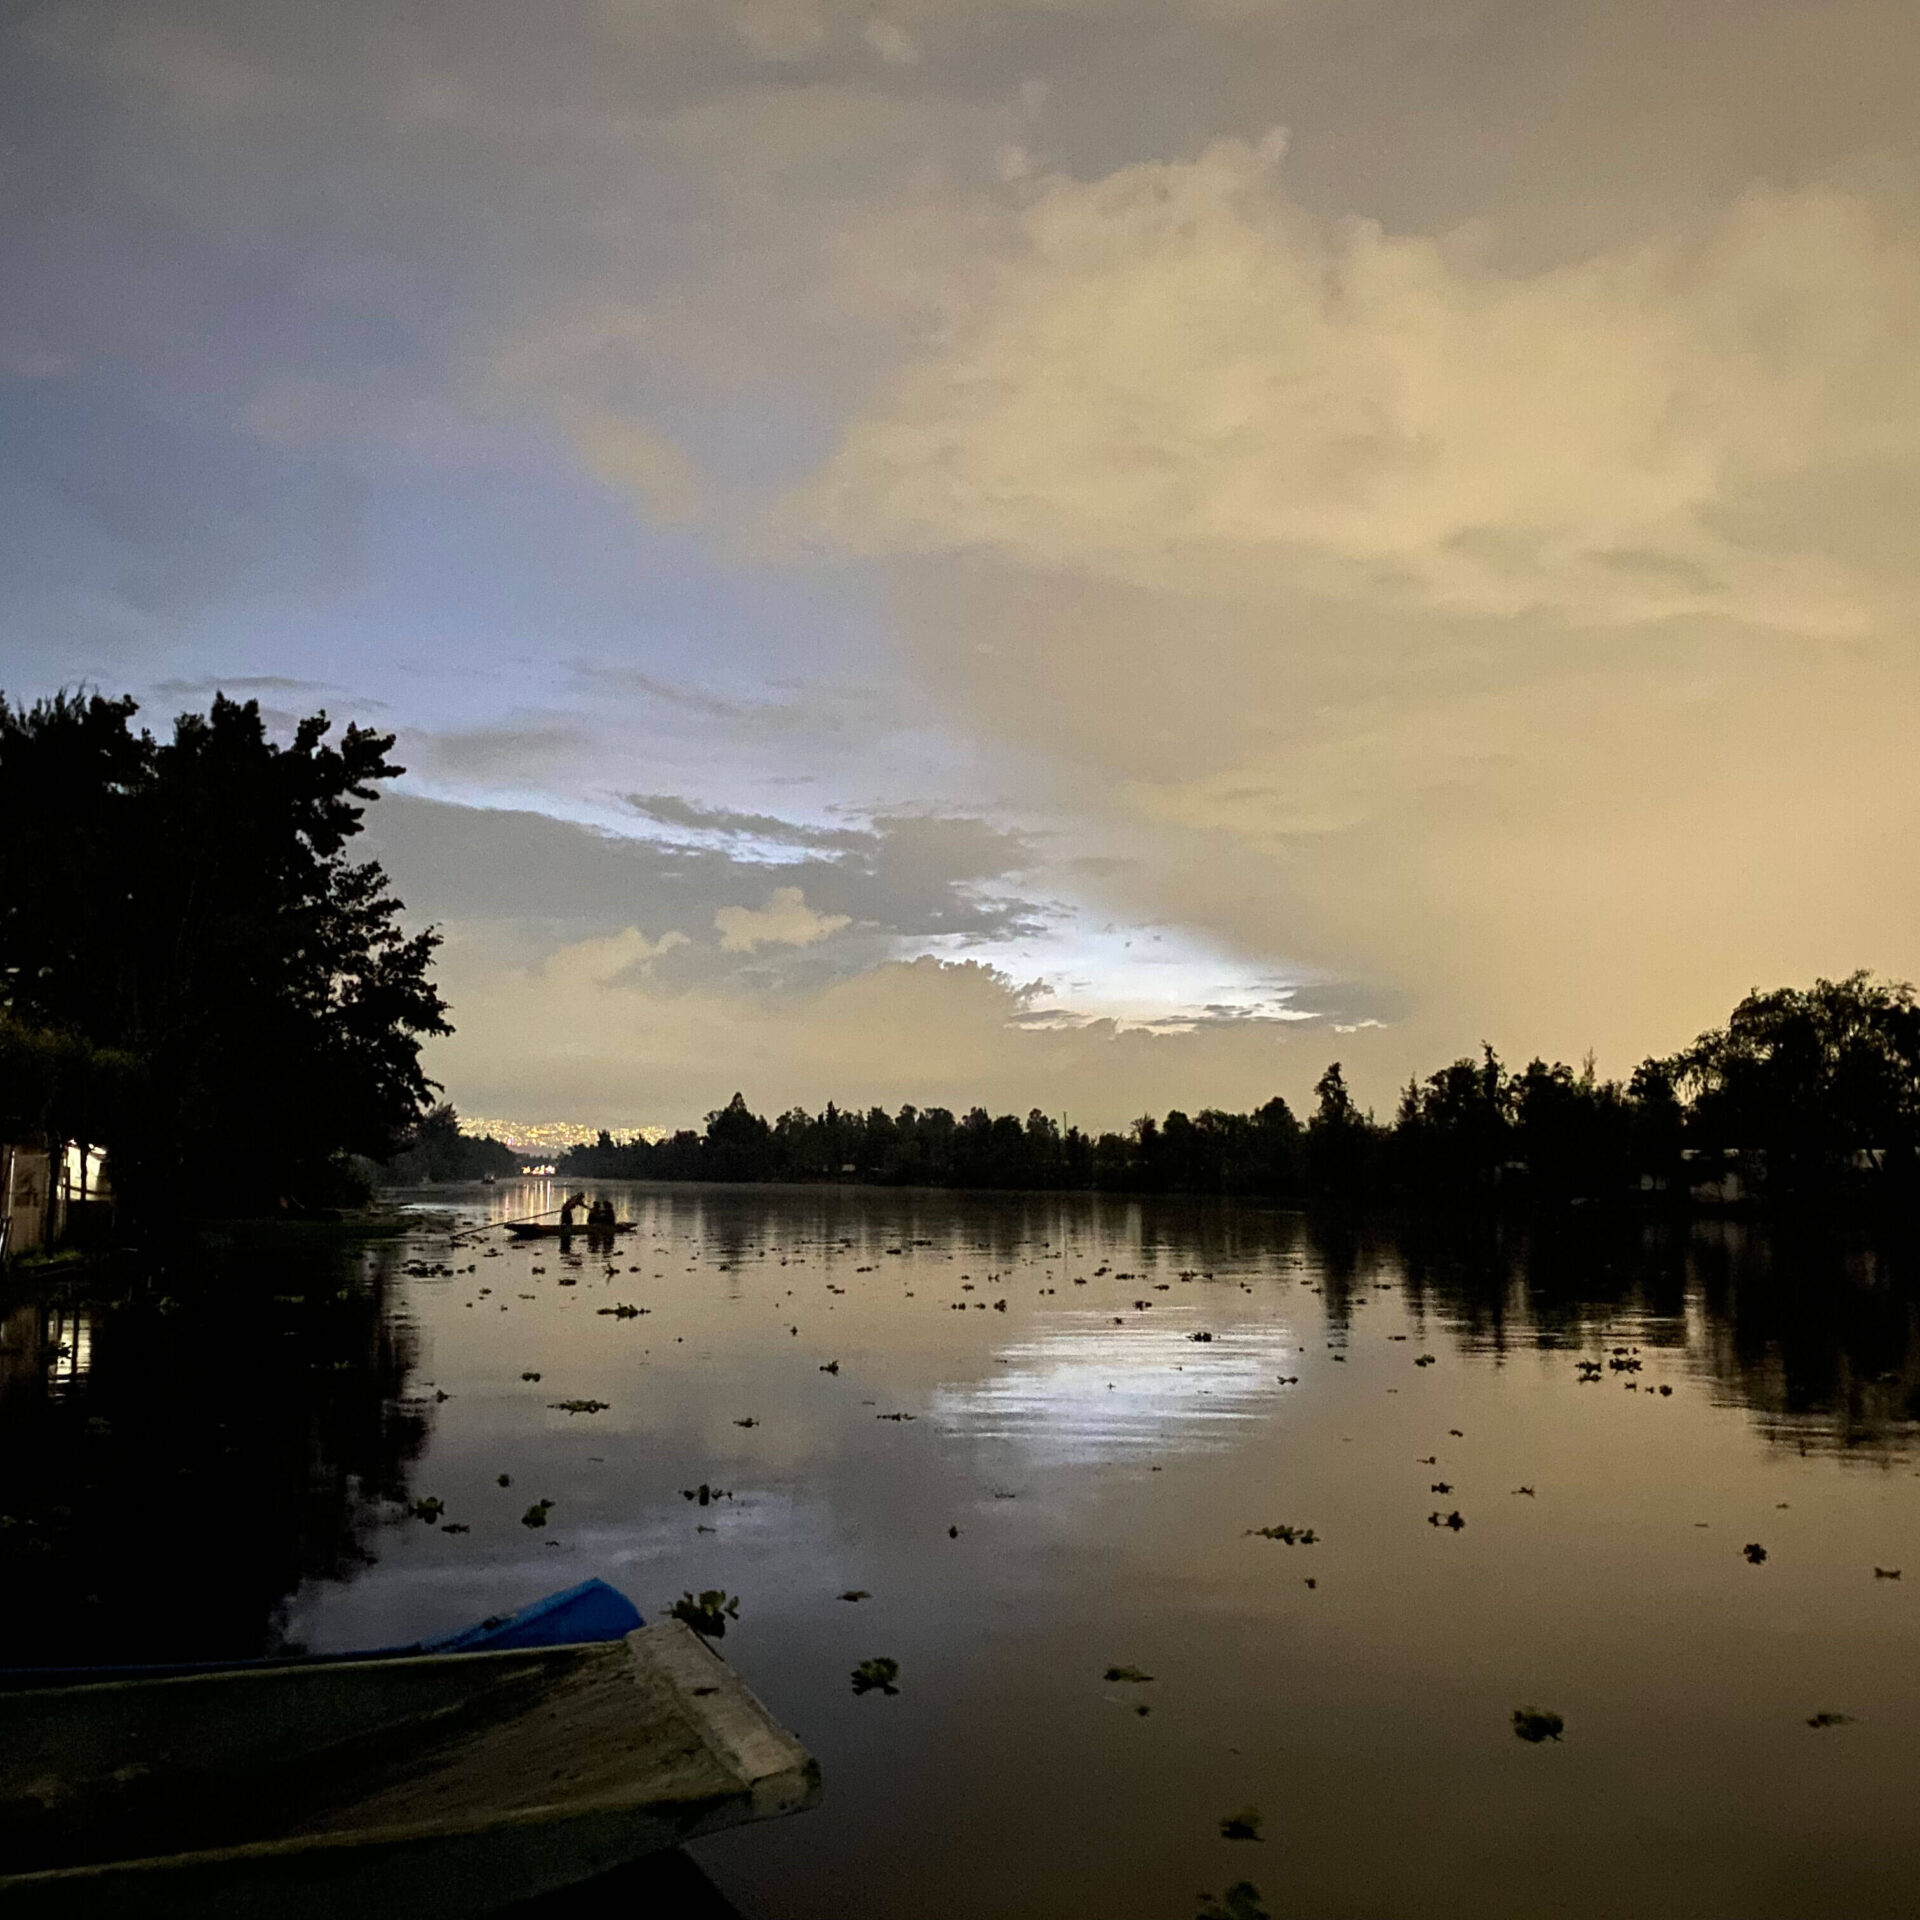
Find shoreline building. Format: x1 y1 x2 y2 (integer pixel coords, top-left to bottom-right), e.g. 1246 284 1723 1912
1 1138 111 1265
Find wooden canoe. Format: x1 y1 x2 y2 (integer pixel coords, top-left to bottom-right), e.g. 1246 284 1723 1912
501 1220 637 1240
0 1619 820 1917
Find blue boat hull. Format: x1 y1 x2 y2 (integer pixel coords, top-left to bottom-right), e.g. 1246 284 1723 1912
0 1579 644 1692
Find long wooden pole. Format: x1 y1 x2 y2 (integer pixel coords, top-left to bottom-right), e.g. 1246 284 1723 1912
448 1198 577 1244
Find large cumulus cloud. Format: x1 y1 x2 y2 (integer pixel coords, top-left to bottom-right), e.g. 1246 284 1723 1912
774 132 1920 1079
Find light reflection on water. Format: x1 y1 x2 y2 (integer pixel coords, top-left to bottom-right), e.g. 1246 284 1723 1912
929 1322 1307 1459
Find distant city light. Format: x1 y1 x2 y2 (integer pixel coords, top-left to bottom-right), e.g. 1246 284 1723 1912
460 1116 666 1151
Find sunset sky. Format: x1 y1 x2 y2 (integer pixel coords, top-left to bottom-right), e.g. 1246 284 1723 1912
6 0 1918 1129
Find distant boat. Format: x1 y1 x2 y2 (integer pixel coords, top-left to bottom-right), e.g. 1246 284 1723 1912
502 1219 638 1240
0 1580 820 1916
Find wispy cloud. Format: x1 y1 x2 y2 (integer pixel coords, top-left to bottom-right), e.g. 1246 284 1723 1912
150 675 363 700
623 791 870 850
408 719 590 784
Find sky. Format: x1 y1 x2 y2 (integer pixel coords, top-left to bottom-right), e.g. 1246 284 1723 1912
5 0 1919 1131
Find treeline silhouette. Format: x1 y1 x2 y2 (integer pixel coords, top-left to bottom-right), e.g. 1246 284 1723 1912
557 974 1920 1207
377 1104 520 1185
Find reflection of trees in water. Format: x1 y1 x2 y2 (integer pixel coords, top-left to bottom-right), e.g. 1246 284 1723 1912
1349 1211 1920 1457
611 1181 1317 1279
0 1245 425 1664
1686 1219 1920 1455
1390 1212 1690 1355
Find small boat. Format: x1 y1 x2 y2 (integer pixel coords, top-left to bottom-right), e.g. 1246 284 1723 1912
501 1220 638 1241
0 1581 820 1917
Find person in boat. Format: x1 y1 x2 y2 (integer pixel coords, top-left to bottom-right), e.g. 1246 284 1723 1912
587 1197 616 1247
559 1191 588 1237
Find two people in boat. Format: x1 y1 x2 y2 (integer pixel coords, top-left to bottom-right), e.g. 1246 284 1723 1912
558 1192 617 1244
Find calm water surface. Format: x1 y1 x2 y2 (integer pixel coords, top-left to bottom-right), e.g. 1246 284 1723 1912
5 1183 1920 1919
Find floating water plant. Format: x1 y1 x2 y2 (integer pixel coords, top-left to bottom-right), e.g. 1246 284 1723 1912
1512 1707 1564 1743
1104 1665 1154 1683
1219 1806 1263 1841
1806 1712 1855 1729
549 1399 610 1414
1195 1884 1269 1920
521 1499 553 1528
1245 1524 1318 1545
851 1656 900 1695
670 1590 740 1640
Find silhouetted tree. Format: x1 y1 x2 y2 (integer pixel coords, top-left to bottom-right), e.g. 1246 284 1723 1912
379 1104 520 1184
703 1091 777 1181
1670 974 1920 1197
0 1013 142 1150
0 691 449 1217
1306 1062 1378 1200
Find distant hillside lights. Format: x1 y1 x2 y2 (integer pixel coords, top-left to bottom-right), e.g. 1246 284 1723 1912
460 1117 662 1154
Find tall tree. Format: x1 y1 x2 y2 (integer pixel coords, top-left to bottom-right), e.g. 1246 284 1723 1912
0 691 450 1216
1671 973 1920 1193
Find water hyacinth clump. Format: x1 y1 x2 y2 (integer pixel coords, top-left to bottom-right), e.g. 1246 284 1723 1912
670 1589 741 1639
851 1656 900 1696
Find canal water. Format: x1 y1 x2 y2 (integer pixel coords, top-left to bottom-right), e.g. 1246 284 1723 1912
4 1183 1919 1918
